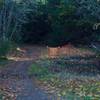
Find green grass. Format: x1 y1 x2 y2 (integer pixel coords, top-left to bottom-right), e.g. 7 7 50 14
28 63 50 79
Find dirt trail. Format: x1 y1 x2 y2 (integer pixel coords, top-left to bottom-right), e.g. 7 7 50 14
0 46 53 100
0 45 97 100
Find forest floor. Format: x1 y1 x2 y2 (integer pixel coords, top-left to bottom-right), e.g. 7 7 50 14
0 45 100 100
0 46 53 100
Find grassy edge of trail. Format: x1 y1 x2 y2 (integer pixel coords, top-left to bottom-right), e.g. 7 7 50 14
28 55 100 100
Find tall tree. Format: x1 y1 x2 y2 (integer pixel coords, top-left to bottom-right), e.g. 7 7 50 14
0 0 33 41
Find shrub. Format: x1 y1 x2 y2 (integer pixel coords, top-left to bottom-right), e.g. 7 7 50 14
0 40 15 57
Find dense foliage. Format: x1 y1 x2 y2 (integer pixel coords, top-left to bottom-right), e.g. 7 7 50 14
20 0 100 46
0 0 100 46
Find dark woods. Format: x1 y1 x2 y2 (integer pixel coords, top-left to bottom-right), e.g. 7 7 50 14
0 0 100 46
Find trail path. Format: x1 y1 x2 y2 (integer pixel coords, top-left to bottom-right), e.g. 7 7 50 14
0 46 53 100
0 45 97 100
